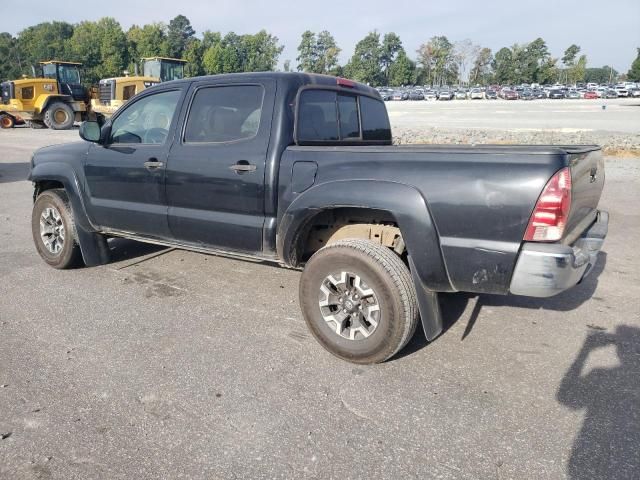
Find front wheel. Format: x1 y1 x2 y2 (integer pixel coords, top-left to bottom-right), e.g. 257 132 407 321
0 113 15 129
299 239 419 364
43 102 75 130
32 189 83 269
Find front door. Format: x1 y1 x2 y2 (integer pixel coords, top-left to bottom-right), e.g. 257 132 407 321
165 80 275 253
84 88 183 239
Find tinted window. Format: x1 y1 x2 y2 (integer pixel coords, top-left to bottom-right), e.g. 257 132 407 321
184 85 264 143
360 96 391 141
338 94 359 139
110 90 181 145
297 90 339 142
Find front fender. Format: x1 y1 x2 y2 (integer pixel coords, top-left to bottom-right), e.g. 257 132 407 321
29 162 109 267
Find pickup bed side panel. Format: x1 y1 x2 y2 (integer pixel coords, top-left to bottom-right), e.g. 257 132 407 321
279 146 567 295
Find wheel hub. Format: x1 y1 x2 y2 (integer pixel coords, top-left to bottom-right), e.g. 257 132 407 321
39 206 65 255
319 271 380 340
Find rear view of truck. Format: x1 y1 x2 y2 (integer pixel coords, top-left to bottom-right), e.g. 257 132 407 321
510 146 607 297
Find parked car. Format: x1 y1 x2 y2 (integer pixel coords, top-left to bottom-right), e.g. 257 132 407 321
455 90 468 100
566 90 581 99
520 89 534 100
469 88 484 99
408 90 425 101
485 89 498 99
629 88 640 98
548 89 565 99
614 86 629 97
583 91 598 99
437 89 454 100
532 89 546 99
500 88 518 100
391 90 407 101
28 72 608 364
424 90 437 101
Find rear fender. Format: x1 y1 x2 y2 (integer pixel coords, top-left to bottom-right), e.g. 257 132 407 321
278 180 453 340
30 162 109 266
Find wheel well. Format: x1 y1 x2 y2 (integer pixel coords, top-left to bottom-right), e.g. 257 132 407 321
33 180 65 202
295 208 405 265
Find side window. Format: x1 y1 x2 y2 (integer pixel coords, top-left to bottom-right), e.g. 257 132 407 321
184 85 264 143
297 90 339 142
110 90 181 145
360 96 391 141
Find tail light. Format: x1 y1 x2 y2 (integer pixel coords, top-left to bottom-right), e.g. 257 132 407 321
336 77 355 88
524 167 572 242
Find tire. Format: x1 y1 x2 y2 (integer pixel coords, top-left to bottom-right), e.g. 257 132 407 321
299 239 419 364
0 114 15 129
32 189 83 269
43 102 75 130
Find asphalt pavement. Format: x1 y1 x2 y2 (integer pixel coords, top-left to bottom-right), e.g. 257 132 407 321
1 128 639 479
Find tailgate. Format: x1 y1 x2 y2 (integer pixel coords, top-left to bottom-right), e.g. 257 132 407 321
564 146 605 244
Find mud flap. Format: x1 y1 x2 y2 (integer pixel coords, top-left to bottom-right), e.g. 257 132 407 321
408 256 443 340
76 225 110 267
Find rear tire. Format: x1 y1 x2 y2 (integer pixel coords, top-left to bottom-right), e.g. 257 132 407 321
32 189 83 269
299 239 419 364
0 114 15 129
43 102 75 130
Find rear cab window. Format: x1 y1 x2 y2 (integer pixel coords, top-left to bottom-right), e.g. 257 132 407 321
295 87 391 145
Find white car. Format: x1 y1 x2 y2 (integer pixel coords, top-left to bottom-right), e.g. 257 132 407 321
469 88 484 99
614 86 629 97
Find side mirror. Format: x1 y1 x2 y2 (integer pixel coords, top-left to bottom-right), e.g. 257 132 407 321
79 121 101 143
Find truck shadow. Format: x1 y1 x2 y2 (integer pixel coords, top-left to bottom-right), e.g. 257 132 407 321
0 162 30 184
556 324 640 479
107 238 168 264
398 251 607 357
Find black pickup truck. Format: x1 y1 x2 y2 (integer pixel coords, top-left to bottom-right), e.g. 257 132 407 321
29 73 608 364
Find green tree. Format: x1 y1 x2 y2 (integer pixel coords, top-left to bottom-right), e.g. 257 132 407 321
16 21 74 74
381 32 402 84
344 31 383 85
127 23 168 71
627 48 640 81
416 36 457 86
243 30 283 71
296 30 340 74
68 18 128 84
0 32 22 80
166 15 195 59
183 38 203 77
492 47 515 84
316 31 340 74
584 66 618 84
296 30 317 72
387 49 415 86
562 44 581 67
469 47 492 85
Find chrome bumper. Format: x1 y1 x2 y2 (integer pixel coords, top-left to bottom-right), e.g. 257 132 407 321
509 211 608 297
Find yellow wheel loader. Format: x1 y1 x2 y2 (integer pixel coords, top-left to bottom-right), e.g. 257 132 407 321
0 61 90 130
91 57 186 116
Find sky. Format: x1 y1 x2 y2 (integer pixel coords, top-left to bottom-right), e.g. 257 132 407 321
6 0 640 73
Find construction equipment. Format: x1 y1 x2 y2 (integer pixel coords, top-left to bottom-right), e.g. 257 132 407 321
91 57 186 116
0 61 90 129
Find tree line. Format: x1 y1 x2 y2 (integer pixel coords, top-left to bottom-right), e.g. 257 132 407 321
1 15 638 87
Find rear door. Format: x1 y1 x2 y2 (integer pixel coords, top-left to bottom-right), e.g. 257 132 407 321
165 79 275 253
84 88 184 238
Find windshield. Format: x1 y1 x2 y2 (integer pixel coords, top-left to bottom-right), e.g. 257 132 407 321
143 60 185 82
42 64 80 84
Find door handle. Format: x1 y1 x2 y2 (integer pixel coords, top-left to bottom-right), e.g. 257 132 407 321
144 158 164 170
229 162 257 173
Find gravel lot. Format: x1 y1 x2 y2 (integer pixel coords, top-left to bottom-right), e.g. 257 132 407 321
388 98 640 154
1 125 639 479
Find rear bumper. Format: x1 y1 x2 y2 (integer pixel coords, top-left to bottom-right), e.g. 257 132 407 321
509 211 608 297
